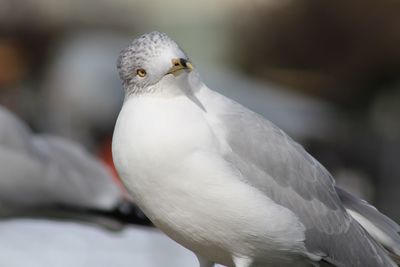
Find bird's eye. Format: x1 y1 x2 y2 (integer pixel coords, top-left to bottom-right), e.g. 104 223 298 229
136 69 147 77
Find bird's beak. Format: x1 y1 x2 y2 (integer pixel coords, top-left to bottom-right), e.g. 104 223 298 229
167 58 193 76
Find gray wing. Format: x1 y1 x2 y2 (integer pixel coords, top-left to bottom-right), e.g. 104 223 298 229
0 106 120 211
203 90 395 266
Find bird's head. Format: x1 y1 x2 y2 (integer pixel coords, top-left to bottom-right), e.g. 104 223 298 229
117 31 193 95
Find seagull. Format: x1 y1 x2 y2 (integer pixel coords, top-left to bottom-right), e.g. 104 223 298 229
0 106 150 227
112 31 400 267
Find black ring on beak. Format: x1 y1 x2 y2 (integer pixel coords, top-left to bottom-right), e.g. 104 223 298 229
180 58 188 68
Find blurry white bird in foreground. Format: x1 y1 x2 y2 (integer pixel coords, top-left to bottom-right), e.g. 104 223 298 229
0 105 150 226
0 106 116 209
113 32 400 267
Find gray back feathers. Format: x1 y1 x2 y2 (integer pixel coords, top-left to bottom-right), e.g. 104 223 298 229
201 90 398 266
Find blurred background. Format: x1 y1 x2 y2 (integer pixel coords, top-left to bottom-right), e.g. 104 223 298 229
0 0 399 266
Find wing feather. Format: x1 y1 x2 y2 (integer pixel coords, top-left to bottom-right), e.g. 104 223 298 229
199 88 395 266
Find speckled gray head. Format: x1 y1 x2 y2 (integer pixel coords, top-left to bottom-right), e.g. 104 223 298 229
117 31 193 95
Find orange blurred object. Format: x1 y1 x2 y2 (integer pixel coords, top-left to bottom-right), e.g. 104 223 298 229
0 39 27 88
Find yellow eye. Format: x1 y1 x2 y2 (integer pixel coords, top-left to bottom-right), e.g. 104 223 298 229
136 69 147 77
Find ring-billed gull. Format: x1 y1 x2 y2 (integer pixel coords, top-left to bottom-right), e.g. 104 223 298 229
112 31 400 266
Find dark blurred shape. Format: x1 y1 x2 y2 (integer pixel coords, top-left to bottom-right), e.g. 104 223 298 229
234 0 400 108
85 201 152 227
0 27 57 124
53 200 153 228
